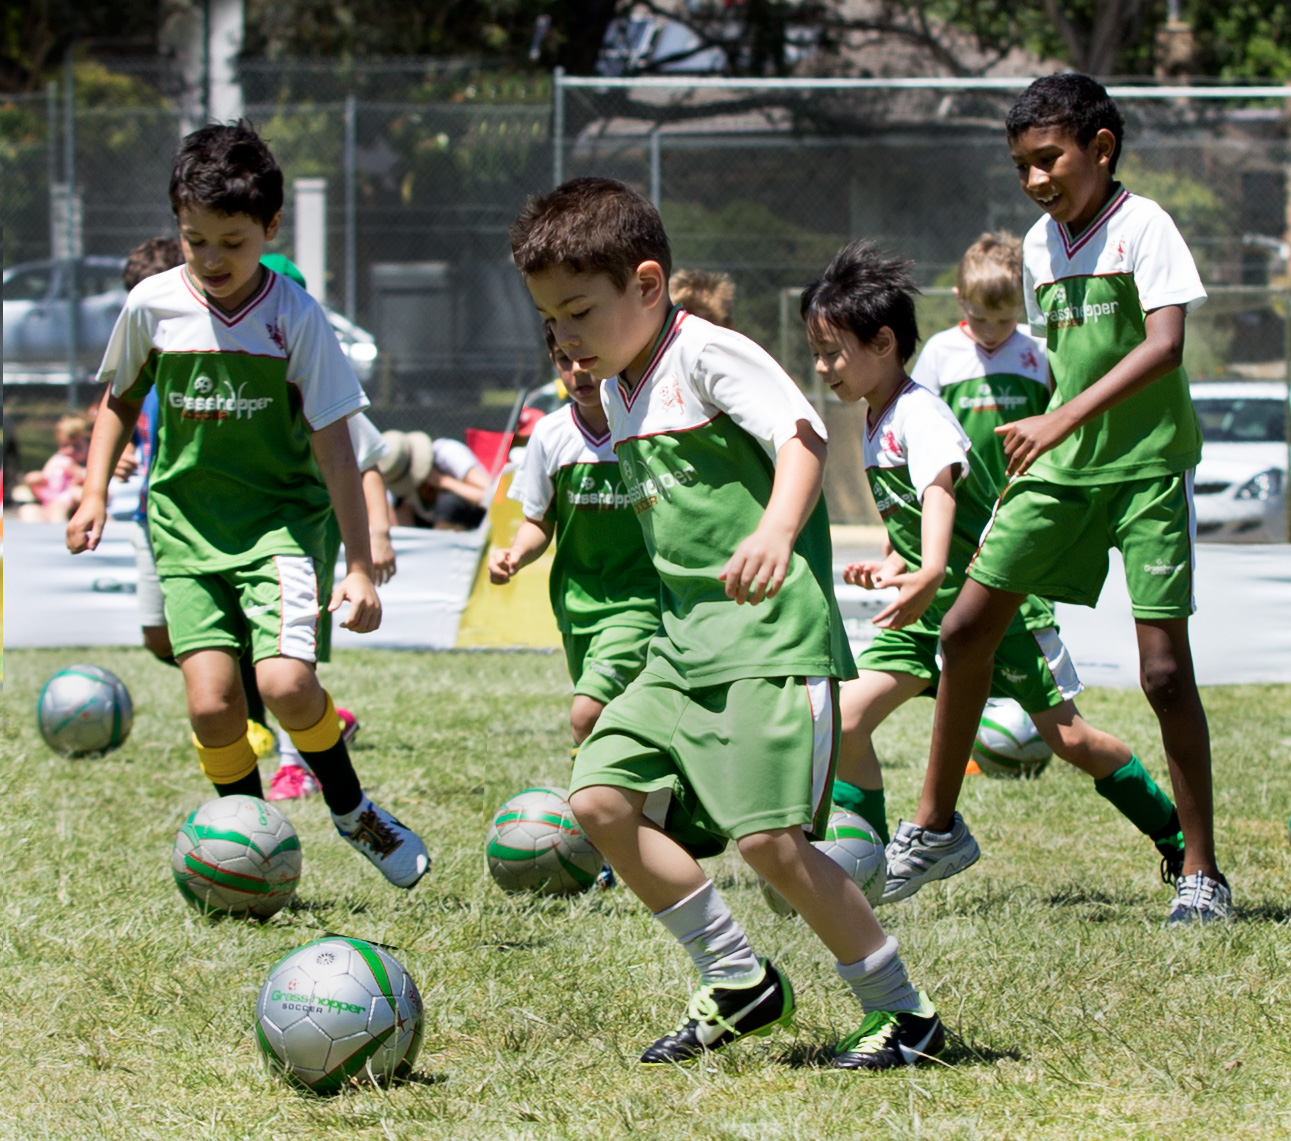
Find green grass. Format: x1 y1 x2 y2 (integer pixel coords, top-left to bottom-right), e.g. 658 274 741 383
4 647 1291 1140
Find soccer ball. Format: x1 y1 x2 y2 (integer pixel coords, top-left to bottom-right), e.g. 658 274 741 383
485 787 602 895
36 664 133 757
171 795 302 918
255 936 424 1094
972 698 1052 779
761 809 887 916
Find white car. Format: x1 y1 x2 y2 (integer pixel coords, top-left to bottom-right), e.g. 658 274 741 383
1191 380 1287 542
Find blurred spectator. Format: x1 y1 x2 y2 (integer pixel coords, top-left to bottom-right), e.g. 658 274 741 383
670 269 735 327
379 429 488 530
3 433 22 509
124 236 182 291
19 414 89 522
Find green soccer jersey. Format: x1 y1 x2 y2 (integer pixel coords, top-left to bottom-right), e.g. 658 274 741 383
604 307 855 686
865 380 1050 636
508 402 661 635
1023 187 1207 485
911 324 1051 493
99 265 365 573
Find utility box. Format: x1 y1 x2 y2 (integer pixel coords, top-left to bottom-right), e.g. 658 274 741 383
370 262 454 390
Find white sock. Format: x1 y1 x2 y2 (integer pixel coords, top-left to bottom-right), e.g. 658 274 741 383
331 794 372 832
276 728 306 770
654 880 761 986
837 935 920 1014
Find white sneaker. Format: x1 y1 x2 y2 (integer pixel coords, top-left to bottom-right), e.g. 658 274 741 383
1166 871 1233 926
881 813 980 903
334 797 430 889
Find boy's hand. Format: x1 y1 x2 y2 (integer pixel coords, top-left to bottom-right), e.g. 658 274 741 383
843 551 907 590
488 547 518 584
329 570 382 633
872 565 944 630
720 523 794 605
66 495 108 554
996 407 1078 478
370 532 397 585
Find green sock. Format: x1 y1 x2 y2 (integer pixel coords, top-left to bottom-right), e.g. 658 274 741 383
832 780 889 847
1093 756 1179 848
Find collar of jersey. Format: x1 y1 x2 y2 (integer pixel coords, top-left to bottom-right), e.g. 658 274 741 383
182 265 275 326
616 304 686 409
957 321 1011 358
570 402 611 447
1059 182 1129 258
867 378 916 437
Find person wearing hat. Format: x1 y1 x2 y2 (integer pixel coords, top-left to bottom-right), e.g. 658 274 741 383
379 429 488 530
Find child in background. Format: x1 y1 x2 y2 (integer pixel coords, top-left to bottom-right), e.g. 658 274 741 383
380 430 489 530
488 327 661 754
20 414 90 522
511 177 944 1071
803 243 1184 894
669 269 735 327
896 73 1228 924
67 121 427 888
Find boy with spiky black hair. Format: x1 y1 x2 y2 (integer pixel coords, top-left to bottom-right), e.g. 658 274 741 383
68 121 429 890
511 177 944 1072
804 242 1187 895
893 73 1229 924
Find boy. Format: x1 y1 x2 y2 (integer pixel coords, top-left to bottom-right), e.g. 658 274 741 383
510 177 944 1071
803 243 1185 891
669 269 735 328
488 328 661 752
66 121 428 889
891 73 1229 924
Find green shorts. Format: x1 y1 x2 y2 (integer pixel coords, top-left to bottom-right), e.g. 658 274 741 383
857 623 1082 714
971 472 1196 620
563 622 655 704
571 665 840 857
161 554 334 664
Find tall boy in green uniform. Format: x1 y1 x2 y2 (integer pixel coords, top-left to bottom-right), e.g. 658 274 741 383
889 73 1229 924
510 177 944 1070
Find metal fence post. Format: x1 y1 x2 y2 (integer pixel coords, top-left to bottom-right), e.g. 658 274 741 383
552 66 564 188
345 93 357 321
64 53 78 411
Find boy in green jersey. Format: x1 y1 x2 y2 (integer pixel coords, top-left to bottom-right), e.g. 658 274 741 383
893 73 1229 924
488 329 661 750
67 122 428 890
510 177 944 1072
802 242 1184 892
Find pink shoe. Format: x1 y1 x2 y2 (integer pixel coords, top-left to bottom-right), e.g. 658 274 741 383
268 762 320 801
337 707 361 744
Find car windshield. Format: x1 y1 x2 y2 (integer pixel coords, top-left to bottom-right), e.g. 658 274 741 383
1194 397 1286 443
4 266 56 301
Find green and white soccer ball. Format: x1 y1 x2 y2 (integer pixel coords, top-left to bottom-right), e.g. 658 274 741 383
36 664 133 757
972 697 1053 779
171 795 302 918
485 787 602 896
761 809 887 916
255 936 424 1094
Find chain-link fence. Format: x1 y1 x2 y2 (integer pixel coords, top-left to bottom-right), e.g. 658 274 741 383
4 67 1289 528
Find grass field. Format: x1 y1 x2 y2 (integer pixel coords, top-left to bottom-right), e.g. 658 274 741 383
4 646 1291 1140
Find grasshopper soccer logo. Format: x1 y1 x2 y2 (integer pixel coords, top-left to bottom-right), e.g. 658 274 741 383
172 374 275 422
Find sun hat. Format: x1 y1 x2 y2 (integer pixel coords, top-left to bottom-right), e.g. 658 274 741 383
378 430 435 499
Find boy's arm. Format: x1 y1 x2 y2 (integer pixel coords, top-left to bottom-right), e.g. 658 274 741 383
871 467 954 629
488 518 554 584
428 465 489 506
66 393 143 554
361 468 397 585
998 303 1186 477
310 418 381 633
720 421 824 606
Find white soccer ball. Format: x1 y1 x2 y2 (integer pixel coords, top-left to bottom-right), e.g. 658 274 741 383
255 936 424 1093
972 697 1052 779
171 795 302 918
761 809 887 916
36 664 133 757
485 787 602 896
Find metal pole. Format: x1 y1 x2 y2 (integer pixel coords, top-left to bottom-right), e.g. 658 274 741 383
64 53 78 411
649 128 661 207
552 66 565 187
344 94 357 321
46 79 57 254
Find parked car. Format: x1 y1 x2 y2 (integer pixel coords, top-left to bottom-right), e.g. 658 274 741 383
2 255 379 385
1191 379 1287 542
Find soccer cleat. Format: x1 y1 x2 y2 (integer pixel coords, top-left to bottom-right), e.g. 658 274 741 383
1156 835 1185 886
336 798 430 889
831 993 946 1070
639 960 794 1064
1166 871 1232 926
267 762 320 801
881 813 980 903
596 863 617 890
337 707 360 744
246 719 278 759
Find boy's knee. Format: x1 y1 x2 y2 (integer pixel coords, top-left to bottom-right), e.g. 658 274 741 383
569 695 605 745
142 625 174 662
568 785 632 836
735 828 800 876
1140 657 1189 711
937 607 992 664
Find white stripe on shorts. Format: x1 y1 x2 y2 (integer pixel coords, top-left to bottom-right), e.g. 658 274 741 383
1183 469 1198 614
803 677 835 827
274 555 321 663
1032 627 1083 703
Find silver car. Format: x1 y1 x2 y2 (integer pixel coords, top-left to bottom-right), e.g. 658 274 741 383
1191 380 1287 542
3 255 378 385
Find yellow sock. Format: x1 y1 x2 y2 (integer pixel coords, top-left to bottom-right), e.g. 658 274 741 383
286 692 341 754
193 734 258 784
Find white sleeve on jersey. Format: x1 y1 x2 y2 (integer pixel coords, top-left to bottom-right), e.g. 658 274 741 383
909 337 944 394
506 425 557 521
1131 204 1207 315
432 437 482 480
900 390 973 502
100 291 158 398
691 330 828 460
347 412 388 472
1023 257 1045 336
285 296 369 431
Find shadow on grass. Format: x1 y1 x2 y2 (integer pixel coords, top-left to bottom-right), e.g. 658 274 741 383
1232 901 1291 923
288 897 371 917
394 1069 450 1090
774 1035 1023 1070
480 939 552 951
